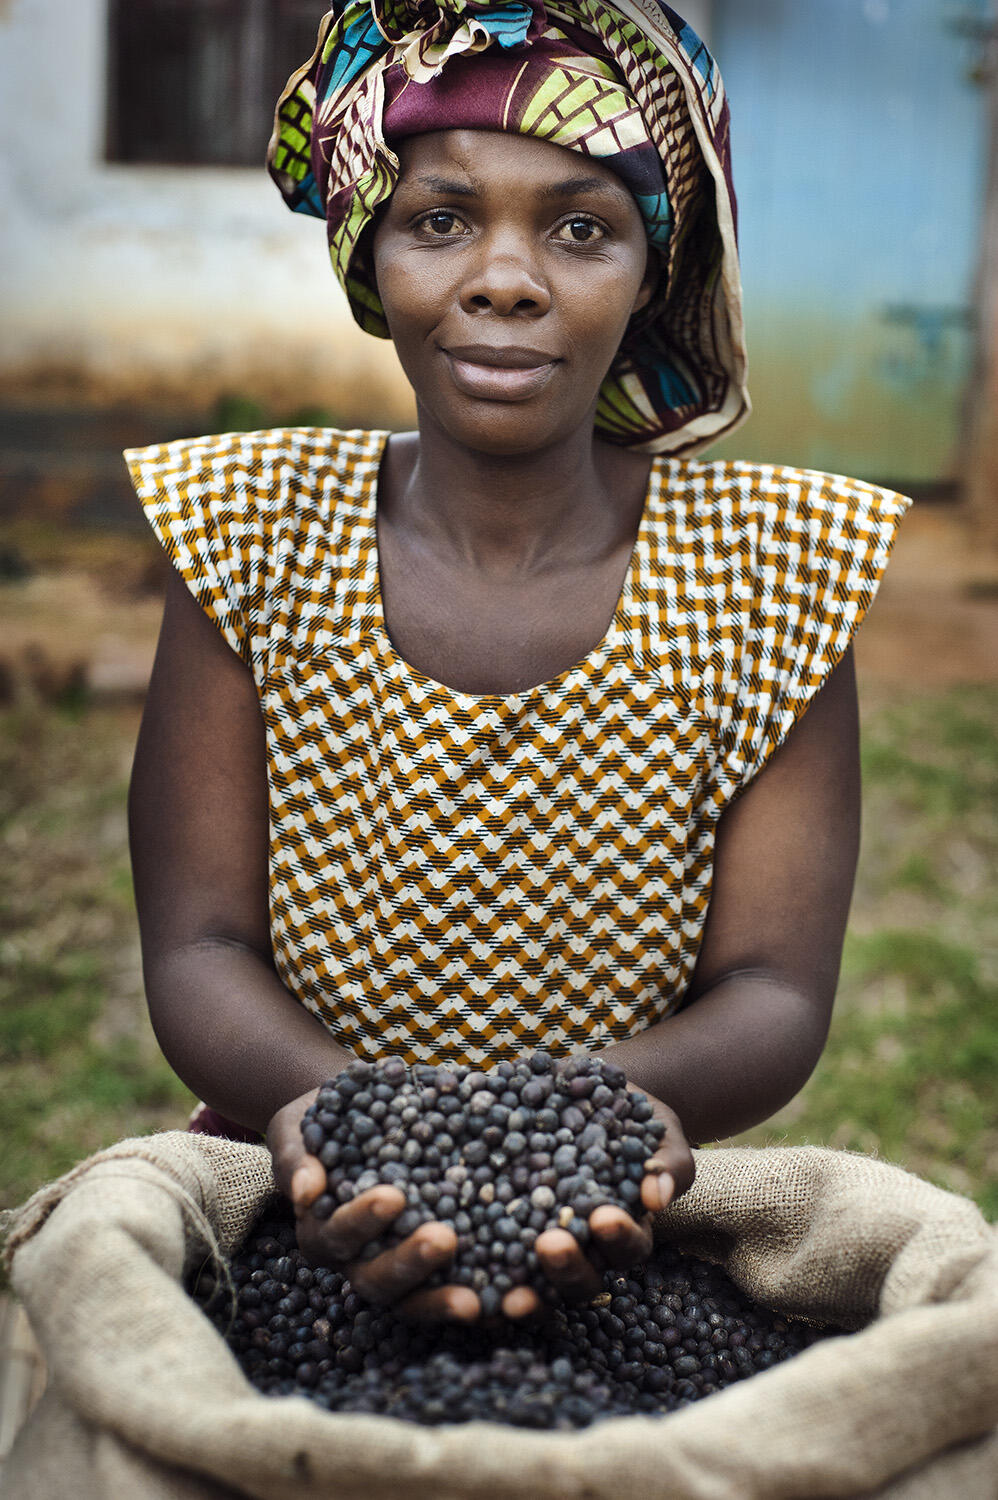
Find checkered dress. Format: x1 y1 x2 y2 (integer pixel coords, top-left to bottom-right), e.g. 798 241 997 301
126 428 908 1066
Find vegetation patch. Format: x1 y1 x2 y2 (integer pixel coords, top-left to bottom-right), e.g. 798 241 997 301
0 703 193 1222
739 686 998 1220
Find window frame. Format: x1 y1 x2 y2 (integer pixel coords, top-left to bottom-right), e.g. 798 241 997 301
105 0 321 169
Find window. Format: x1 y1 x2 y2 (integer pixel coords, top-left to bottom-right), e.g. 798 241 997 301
107 0 322 166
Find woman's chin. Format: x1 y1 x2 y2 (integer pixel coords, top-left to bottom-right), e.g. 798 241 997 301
421 394 599 459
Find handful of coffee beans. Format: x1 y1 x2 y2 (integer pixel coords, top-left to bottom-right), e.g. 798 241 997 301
301 1050 666 1313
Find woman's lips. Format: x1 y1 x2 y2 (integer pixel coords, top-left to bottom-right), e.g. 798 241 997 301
443 347 559 402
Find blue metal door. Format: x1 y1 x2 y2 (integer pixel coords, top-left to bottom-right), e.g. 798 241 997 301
708 0 990 481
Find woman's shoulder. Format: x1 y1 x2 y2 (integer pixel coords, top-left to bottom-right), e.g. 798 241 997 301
650 455 911 530
645 455 911 598
638 455 910 684
123 426 389 517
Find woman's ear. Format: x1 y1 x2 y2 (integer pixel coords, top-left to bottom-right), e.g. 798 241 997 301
633 247 662 315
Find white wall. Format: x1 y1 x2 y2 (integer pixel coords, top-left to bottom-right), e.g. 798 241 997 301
0 0 712 416
0 0 415 419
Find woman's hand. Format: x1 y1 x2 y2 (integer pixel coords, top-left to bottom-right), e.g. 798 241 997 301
267 1085 692 1322
267 1090 481 1321
513 1092 695 1312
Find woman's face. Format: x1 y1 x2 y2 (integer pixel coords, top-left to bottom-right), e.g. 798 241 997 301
372 129 656 457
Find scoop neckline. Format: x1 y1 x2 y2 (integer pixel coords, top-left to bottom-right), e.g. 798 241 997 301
362 429 659 706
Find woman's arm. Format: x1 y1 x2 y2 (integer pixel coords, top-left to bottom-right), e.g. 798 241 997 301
603 647 862 1145
129 565 356 1131
131 567 464 1305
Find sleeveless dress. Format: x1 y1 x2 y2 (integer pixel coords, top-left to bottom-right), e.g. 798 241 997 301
126 427 908 1068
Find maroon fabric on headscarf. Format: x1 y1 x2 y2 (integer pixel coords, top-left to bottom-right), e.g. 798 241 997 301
379 37 671 219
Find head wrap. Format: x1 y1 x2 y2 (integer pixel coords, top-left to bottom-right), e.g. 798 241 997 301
268 0 749 455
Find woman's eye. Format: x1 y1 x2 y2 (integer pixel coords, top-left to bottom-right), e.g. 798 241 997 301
418 211 466 236
556 217 606 244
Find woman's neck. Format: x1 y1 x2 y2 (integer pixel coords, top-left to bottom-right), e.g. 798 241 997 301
379 410 650 575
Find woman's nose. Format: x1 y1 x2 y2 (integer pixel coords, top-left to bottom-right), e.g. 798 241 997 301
459 239 551 317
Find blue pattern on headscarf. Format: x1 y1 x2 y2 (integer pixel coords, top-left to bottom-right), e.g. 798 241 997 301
291 172 325 217
654 360 697 407
477 2 534 47
634 192 673 250
676 24 712 83
324 8 387 95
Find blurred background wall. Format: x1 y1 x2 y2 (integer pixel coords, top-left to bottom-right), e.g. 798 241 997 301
0 0 415 423
711 0 991 486
0 0 990 498
2 0 995 493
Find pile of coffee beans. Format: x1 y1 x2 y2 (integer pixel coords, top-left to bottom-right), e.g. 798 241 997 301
191 1204 840 1427
300 1052 665 1312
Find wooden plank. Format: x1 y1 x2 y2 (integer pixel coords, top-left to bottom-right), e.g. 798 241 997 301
0 1295 47 1468
964 23 998 565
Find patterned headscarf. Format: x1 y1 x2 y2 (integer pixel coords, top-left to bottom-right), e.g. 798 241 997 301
268 0 749 455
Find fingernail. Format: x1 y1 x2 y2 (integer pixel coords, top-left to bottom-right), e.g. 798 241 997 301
372 1197 398 1222
657 1172 675 1209
290 1167 313 1202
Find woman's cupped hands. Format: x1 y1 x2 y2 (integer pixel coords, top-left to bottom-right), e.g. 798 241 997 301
267 1068 694 1324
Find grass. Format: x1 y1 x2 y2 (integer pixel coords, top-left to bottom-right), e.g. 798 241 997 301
0 703 194 1217
1 684 996 1224
736 685 998 1220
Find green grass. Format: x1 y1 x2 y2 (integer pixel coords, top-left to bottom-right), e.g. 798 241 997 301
212 393 347 433
0 703 194 1217
737 685 998 1220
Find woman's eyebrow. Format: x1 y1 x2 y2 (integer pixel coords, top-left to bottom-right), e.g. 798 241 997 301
403 174 478 196
538 175 627 202
398 172 626 201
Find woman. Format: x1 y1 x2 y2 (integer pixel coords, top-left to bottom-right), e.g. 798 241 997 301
126 0 908 1322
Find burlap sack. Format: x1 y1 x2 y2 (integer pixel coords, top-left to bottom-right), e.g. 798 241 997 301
2 1133 996 1500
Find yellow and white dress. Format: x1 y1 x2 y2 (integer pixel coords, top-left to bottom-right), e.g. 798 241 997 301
127 428 908 1066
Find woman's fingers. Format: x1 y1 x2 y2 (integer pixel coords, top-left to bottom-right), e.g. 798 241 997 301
396 1283 481 1323
589 1203 653 1267
502 1285 543 1320
642 1098 696 1209
347 1219 458 1305
641 1170 676 1213
375 1267 544 1324
535 1227 602 1301
315 1184 407 1262
290 1155 326 1211
650 1140 696 1199
294 1183 406 1269
265 1087 319 1197
396 1280 543 1323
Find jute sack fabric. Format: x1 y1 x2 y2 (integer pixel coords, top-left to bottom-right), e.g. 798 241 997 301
2 1133 996 1500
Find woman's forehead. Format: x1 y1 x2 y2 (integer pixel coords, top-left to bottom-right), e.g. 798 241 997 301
394 130 636 202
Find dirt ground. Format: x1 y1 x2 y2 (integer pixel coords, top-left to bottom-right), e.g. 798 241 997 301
851 503 998 693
